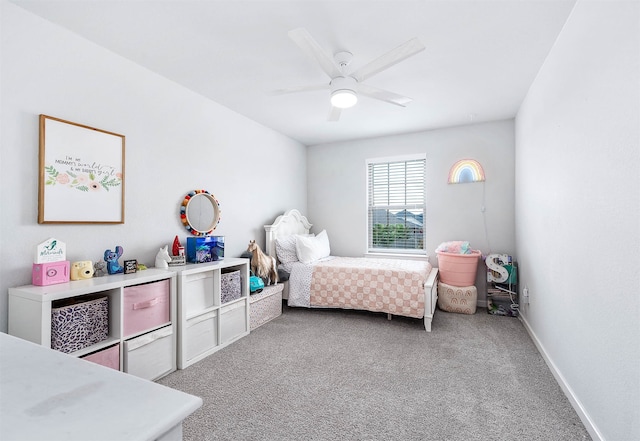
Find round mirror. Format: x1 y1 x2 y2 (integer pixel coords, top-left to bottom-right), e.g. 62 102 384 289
180 190 221 236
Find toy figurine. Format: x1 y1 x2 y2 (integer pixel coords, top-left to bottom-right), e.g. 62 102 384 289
172 235 182 256
104 246 124 274
93 261 107 277
247 240 278 285
155 245 171 269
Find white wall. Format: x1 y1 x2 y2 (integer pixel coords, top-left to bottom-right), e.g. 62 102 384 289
515 1 640 440
307 119 516 303
0 1 307 332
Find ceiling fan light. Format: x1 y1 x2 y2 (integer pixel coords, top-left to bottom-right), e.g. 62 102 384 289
331 89 358 109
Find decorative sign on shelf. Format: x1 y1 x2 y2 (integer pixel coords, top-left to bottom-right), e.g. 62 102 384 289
124 259 138 274
38 114 125 224
34 237 66 264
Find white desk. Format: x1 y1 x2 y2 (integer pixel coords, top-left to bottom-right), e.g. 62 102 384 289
0 333 202 441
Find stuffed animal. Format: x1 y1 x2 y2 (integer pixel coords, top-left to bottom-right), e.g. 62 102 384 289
93 261 107 277
104 246 124 275
247 240 278 285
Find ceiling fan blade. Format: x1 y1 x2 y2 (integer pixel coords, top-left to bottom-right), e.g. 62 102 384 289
352 37 425 82
358 84 413 107
327 106 342 122
270 84 328 95
288 28 342 79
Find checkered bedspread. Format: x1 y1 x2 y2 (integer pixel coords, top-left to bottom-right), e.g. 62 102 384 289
308 257 430 318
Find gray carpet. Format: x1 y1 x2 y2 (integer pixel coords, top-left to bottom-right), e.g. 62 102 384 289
158 306 591 441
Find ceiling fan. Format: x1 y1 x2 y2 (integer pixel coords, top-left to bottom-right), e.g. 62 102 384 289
273 28 425 121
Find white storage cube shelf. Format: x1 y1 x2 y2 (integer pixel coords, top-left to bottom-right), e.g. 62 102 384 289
170 258 250 369
8 270 177 380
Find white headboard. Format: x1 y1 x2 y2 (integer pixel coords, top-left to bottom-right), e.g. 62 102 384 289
264 209 312 260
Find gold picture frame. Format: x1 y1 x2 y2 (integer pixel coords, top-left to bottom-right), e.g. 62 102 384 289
38 115 125 224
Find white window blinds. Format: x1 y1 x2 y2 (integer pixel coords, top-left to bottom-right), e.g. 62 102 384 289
367 156 426 253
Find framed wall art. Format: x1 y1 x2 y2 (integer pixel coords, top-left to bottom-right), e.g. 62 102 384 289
38 115 125 223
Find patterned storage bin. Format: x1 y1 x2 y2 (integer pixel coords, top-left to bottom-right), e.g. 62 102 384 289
221 270 242 304
51 294 109 353
250 284 283 330
437 282 477 315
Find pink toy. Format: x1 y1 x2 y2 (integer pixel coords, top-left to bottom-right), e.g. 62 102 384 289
32 261 70 286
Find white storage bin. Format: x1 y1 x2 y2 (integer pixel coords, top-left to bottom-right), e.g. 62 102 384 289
184 272 215 317
220 302 247 345
185 310 218 362
124 325 174 381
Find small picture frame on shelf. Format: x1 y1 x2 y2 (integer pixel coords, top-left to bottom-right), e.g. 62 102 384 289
124 259 137 274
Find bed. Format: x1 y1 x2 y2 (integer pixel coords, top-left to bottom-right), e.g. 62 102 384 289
264 209 439 331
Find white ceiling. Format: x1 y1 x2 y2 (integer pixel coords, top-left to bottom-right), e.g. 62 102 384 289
11 0 576 146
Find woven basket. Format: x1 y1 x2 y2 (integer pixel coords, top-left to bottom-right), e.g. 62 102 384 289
436 250 481 286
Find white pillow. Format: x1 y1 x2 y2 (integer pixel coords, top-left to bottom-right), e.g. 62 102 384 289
275 233 315 265
295 230 331 264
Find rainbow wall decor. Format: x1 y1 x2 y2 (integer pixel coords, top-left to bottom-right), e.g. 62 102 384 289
448 159 485 184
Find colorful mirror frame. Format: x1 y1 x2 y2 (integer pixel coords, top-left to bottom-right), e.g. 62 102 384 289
180 189 221 236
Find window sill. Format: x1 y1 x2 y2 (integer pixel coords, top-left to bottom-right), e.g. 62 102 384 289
365 252 430 262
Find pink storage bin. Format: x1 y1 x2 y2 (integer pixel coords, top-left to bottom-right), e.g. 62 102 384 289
437 250 482 287
123 279 170 338
82 344 120 370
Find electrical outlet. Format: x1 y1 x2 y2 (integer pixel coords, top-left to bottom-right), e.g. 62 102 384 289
522 287 530 304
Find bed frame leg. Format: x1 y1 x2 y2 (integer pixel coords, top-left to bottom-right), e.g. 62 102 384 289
387 313 392 321
422 267 438 332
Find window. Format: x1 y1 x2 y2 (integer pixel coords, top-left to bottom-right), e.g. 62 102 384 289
366 155 426 254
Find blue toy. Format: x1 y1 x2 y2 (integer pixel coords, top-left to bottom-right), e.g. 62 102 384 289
250 275 264 293
104 246 124 275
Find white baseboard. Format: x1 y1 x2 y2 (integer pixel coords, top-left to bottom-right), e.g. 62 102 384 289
518 313 603 441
